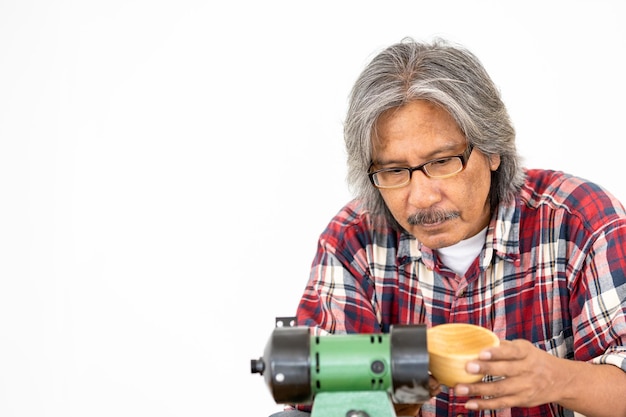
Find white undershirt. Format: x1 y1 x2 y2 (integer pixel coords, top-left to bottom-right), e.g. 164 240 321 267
436 227 487 276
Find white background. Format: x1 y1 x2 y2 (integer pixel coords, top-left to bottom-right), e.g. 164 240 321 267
1 1 625 416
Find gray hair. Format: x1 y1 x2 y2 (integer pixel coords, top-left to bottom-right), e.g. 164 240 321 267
344 38 525 228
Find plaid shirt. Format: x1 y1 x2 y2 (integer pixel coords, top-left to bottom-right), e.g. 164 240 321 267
295 169 626 417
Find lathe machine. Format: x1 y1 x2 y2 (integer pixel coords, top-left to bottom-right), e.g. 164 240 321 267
251 322 430 417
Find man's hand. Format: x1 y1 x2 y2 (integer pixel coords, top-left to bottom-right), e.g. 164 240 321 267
453 339 566 410
451 339 626 417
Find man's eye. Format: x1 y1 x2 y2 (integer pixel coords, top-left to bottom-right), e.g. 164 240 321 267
429 157 454 166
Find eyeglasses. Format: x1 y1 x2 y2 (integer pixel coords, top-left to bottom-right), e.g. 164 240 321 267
368 144 474 189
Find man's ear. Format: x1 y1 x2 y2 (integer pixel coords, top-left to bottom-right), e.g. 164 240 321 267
488 154 501 171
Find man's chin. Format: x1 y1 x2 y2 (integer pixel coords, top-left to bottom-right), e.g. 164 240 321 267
420 238 458 250
412 226 461 249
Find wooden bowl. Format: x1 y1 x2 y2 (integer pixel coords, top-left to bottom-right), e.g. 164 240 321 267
427 323 500 387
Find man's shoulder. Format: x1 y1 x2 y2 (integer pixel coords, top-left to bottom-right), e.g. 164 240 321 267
322 199 400 249
520 168 626 226
522 168 604 205
329 199 388 228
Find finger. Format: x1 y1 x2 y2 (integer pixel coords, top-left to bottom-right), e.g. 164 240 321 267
456 378 528 412
454 377 510 399
465 358 521 381
465 395 515 411
478 339 529 361
466 340 532 379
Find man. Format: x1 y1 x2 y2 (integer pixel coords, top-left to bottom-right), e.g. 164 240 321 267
275 38 626 416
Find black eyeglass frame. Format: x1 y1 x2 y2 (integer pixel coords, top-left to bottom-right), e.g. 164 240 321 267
367 144 474 189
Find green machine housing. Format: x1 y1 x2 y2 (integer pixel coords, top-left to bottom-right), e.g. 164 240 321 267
251 324 430 417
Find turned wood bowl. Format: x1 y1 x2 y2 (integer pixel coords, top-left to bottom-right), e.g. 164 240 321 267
427 323 500 387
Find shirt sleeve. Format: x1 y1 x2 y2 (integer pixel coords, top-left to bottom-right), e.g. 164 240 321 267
565 182 626 372
574 221 626 371
295 202 384 334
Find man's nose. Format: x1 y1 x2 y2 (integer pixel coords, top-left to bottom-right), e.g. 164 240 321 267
406 170 442 208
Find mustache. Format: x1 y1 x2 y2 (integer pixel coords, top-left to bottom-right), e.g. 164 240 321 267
407 209 460 226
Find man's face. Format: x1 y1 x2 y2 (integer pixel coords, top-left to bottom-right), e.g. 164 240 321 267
371 100 500 249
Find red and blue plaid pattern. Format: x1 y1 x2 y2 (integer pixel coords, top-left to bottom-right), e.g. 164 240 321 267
294 169 626 417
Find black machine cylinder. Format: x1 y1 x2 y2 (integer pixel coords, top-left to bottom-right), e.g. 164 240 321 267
250 326 312 403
